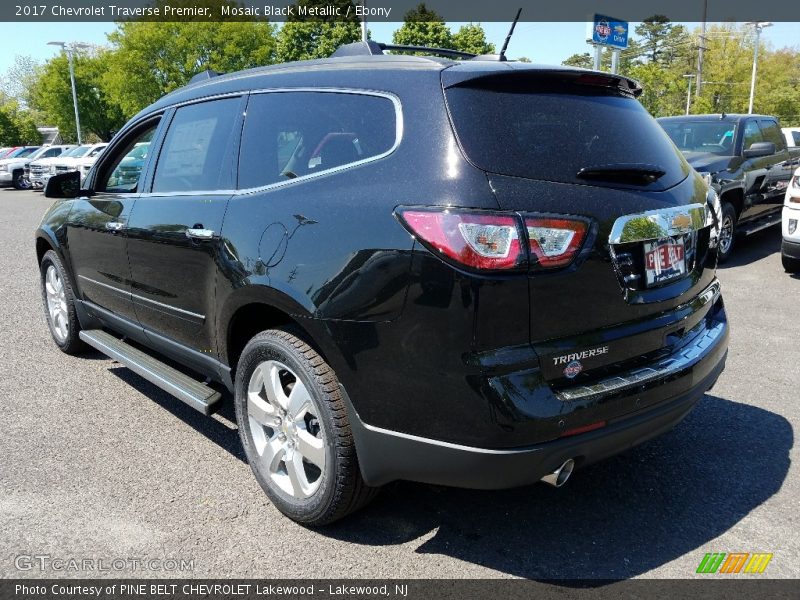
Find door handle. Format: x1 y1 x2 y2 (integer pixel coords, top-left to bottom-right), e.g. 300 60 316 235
106 221 125 231
185 228 215 240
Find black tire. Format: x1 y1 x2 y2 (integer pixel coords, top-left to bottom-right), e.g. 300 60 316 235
717 202 737 263
234 327 377 525
782 245 800 273
12 170 25 190
39 249 86 354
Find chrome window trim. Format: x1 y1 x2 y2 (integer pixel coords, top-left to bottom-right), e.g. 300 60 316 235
78 275 205 321
235 87 403 196
113 88 402 197
608 203 711 244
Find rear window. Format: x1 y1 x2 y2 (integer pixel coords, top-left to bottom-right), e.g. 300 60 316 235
445 78 689 190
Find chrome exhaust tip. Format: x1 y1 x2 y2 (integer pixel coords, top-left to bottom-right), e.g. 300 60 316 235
540 458 575 488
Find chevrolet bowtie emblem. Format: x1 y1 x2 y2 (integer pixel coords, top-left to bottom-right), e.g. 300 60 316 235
672 213 692 229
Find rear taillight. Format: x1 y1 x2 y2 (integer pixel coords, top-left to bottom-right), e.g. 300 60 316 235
397 209 524 270
525 217 589 268
396 208 589 272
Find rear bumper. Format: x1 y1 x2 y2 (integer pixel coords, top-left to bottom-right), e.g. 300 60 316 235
347 291 728 489
0 172 12 185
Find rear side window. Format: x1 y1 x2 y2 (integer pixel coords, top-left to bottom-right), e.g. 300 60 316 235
793 131 800 147
759 119 785 150
444 78 689 190
152 97 240 193
238 91 397 190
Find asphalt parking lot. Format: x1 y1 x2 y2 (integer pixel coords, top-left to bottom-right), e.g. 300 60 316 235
1 189 797 580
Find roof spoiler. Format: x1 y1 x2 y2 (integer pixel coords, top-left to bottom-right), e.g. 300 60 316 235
442 69 643 98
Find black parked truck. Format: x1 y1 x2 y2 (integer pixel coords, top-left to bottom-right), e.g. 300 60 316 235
658 114 800 261
36 43 728 525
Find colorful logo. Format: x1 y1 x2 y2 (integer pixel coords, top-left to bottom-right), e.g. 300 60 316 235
594 20 611 41
696 553 773 574
563 360 583 379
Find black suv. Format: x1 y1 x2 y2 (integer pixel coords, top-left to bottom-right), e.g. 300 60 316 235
36 42 729 525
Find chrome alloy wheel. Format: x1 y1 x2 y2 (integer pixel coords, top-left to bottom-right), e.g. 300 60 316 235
246 360 327 499
719 214 734 255
45 265 68 343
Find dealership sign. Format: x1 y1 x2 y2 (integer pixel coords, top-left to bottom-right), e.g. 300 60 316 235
591 14 629 49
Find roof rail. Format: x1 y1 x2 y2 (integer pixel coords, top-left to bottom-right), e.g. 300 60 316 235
331 41 477 60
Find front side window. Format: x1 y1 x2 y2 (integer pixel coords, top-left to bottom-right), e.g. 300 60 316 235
238 91 398 190
152 97 240 193
98 123 159 194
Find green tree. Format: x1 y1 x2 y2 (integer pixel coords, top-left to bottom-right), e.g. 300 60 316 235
562 52 593 69
1 55 42 107
452 23 495 55
105 6 277 117
276 1 361 62
0 98 41 145
392 3 452 50
30 49 125 142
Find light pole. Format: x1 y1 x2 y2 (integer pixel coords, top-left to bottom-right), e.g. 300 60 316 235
360 1 367 42
683 74 695 115
47 41 90 144
745 22 772 114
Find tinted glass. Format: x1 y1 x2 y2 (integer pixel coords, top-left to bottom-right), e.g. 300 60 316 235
10 147 38 158
743 120 763 149
759 119 785 150
99 124 158 193
238 92 397 189
793 132 800 146
152 97 240 193
445 79 688 189
660 120 737 155
69 146 92 158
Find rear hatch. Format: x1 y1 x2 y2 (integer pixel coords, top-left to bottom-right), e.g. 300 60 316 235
442 66 718 385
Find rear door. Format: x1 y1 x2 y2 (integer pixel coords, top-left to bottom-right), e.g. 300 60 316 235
759 118 793 200
125 95 244 365
442 70 715 377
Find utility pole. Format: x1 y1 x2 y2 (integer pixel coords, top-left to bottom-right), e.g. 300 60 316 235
747 21 772 114
695 0 707 98
683 74 695 115
360 0 367 42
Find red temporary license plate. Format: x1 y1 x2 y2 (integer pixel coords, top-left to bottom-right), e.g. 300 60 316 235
644 237 686 287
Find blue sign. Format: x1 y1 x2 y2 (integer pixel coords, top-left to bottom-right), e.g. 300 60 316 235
591 14 629 49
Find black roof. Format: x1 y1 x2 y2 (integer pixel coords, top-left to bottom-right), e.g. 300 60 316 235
128 51 641 128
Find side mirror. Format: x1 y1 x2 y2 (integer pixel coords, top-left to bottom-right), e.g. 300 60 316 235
743 141 776 159
45 171 84 198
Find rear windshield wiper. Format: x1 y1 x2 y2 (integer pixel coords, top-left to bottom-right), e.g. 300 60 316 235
576 163 667 185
